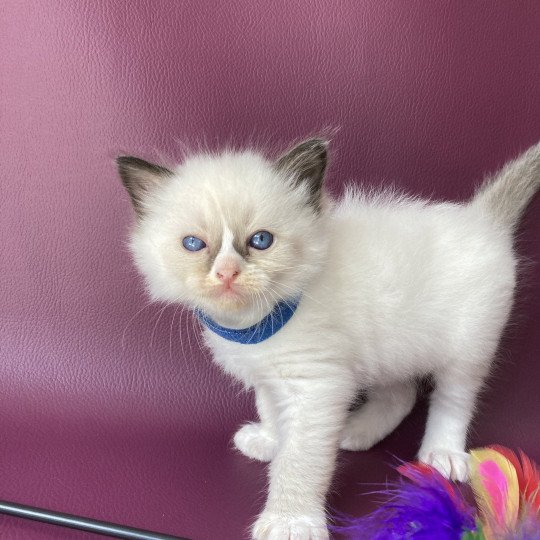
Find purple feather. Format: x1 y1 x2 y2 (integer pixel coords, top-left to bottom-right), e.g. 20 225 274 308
506 508 540 540
331 463 477 539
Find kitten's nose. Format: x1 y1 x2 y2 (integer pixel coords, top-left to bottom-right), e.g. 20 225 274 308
216 267 240 287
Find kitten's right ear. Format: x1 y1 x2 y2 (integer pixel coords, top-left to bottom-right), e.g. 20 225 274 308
116 156 174 218
275 138 328 211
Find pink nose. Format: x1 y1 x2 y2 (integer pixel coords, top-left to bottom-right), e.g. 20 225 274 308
216 268 240 286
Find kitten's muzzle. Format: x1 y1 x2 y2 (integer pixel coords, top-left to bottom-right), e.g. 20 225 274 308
215 263 240 290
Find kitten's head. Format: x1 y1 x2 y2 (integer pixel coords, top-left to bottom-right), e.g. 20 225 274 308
118 139 329 327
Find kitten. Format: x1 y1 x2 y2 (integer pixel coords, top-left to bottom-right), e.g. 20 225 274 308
117 139 540 540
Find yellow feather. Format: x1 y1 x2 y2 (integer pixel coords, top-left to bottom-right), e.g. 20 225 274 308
470 448 519 537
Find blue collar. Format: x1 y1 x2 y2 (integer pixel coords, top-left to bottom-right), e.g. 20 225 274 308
196 297 300 344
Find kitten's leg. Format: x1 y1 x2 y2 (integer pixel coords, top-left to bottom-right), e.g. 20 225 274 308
340 381 416 451
418 367 487 482
252 381 354 540
234 385 278 462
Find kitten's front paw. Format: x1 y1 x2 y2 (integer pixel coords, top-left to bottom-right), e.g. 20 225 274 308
418 448 470 482
252 512 328 540
233 423 277 462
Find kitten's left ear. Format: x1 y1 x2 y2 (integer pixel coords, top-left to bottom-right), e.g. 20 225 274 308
116 156 174 218
275 138 328 211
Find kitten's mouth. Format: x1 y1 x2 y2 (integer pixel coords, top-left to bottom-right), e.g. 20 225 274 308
212 284 244 300
205 286 250 314
204 283 255 313
220 287 241 297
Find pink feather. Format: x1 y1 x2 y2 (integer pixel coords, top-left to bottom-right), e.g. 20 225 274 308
470 448 520 536
479 460 510 528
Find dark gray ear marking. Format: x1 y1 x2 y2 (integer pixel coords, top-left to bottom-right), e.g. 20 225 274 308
116 156 174 218
275 138 328 211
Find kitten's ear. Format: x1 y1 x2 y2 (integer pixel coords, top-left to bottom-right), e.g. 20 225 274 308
275 138 328 210
116 156 174 218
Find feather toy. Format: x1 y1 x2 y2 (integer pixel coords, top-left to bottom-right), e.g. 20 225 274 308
469 447 520 536
333 446 540 540
331 461 476 539
489 445 540 512
471 446 540 540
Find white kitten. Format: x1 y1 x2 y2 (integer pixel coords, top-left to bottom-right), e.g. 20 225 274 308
118 139 540 540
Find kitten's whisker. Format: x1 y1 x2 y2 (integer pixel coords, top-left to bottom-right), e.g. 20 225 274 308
190 306 206 355
177 304 188 360
265 286 293 332
169 304 180 361
179 305 192 357
267 280 325 308
248 291 262 343
182 305 196 355
150 302 172 348
121 300 155 350
264 285 285 308
258 288 274 336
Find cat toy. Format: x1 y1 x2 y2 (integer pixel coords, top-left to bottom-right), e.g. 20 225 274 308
0 500 188 539
333 446 540 539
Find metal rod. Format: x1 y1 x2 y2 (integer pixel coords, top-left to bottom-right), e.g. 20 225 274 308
0 499 190 540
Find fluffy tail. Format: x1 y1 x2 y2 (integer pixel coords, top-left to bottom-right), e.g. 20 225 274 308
472 141 540 230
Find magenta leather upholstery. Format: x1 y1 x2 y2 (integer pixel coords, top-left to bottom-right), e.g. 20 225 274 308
1 2 539 538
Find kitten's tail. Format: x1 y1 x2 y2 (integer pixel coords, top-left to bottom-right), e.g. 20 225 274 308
472 141 540 230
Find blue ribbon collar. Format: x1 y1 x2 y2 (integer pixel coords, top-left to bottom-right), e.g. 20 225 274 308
196 297 300 345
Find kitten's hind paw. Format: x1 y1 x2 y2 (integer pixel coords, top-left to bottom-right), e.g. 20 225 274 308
339 422 381 451
339 412 387 451
233 423 277 462
418 448 470 482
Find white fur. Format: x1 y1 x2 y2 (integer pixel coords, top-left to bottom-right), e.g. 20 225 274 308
125 142 540 539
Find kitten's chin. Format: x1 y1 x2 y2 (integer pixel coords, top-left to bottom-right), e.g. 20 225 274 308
213 293 248 312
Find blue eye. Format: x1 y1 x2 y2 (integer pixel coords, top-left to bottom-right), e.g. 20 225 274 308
182 236 206 251
249 230 273 250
